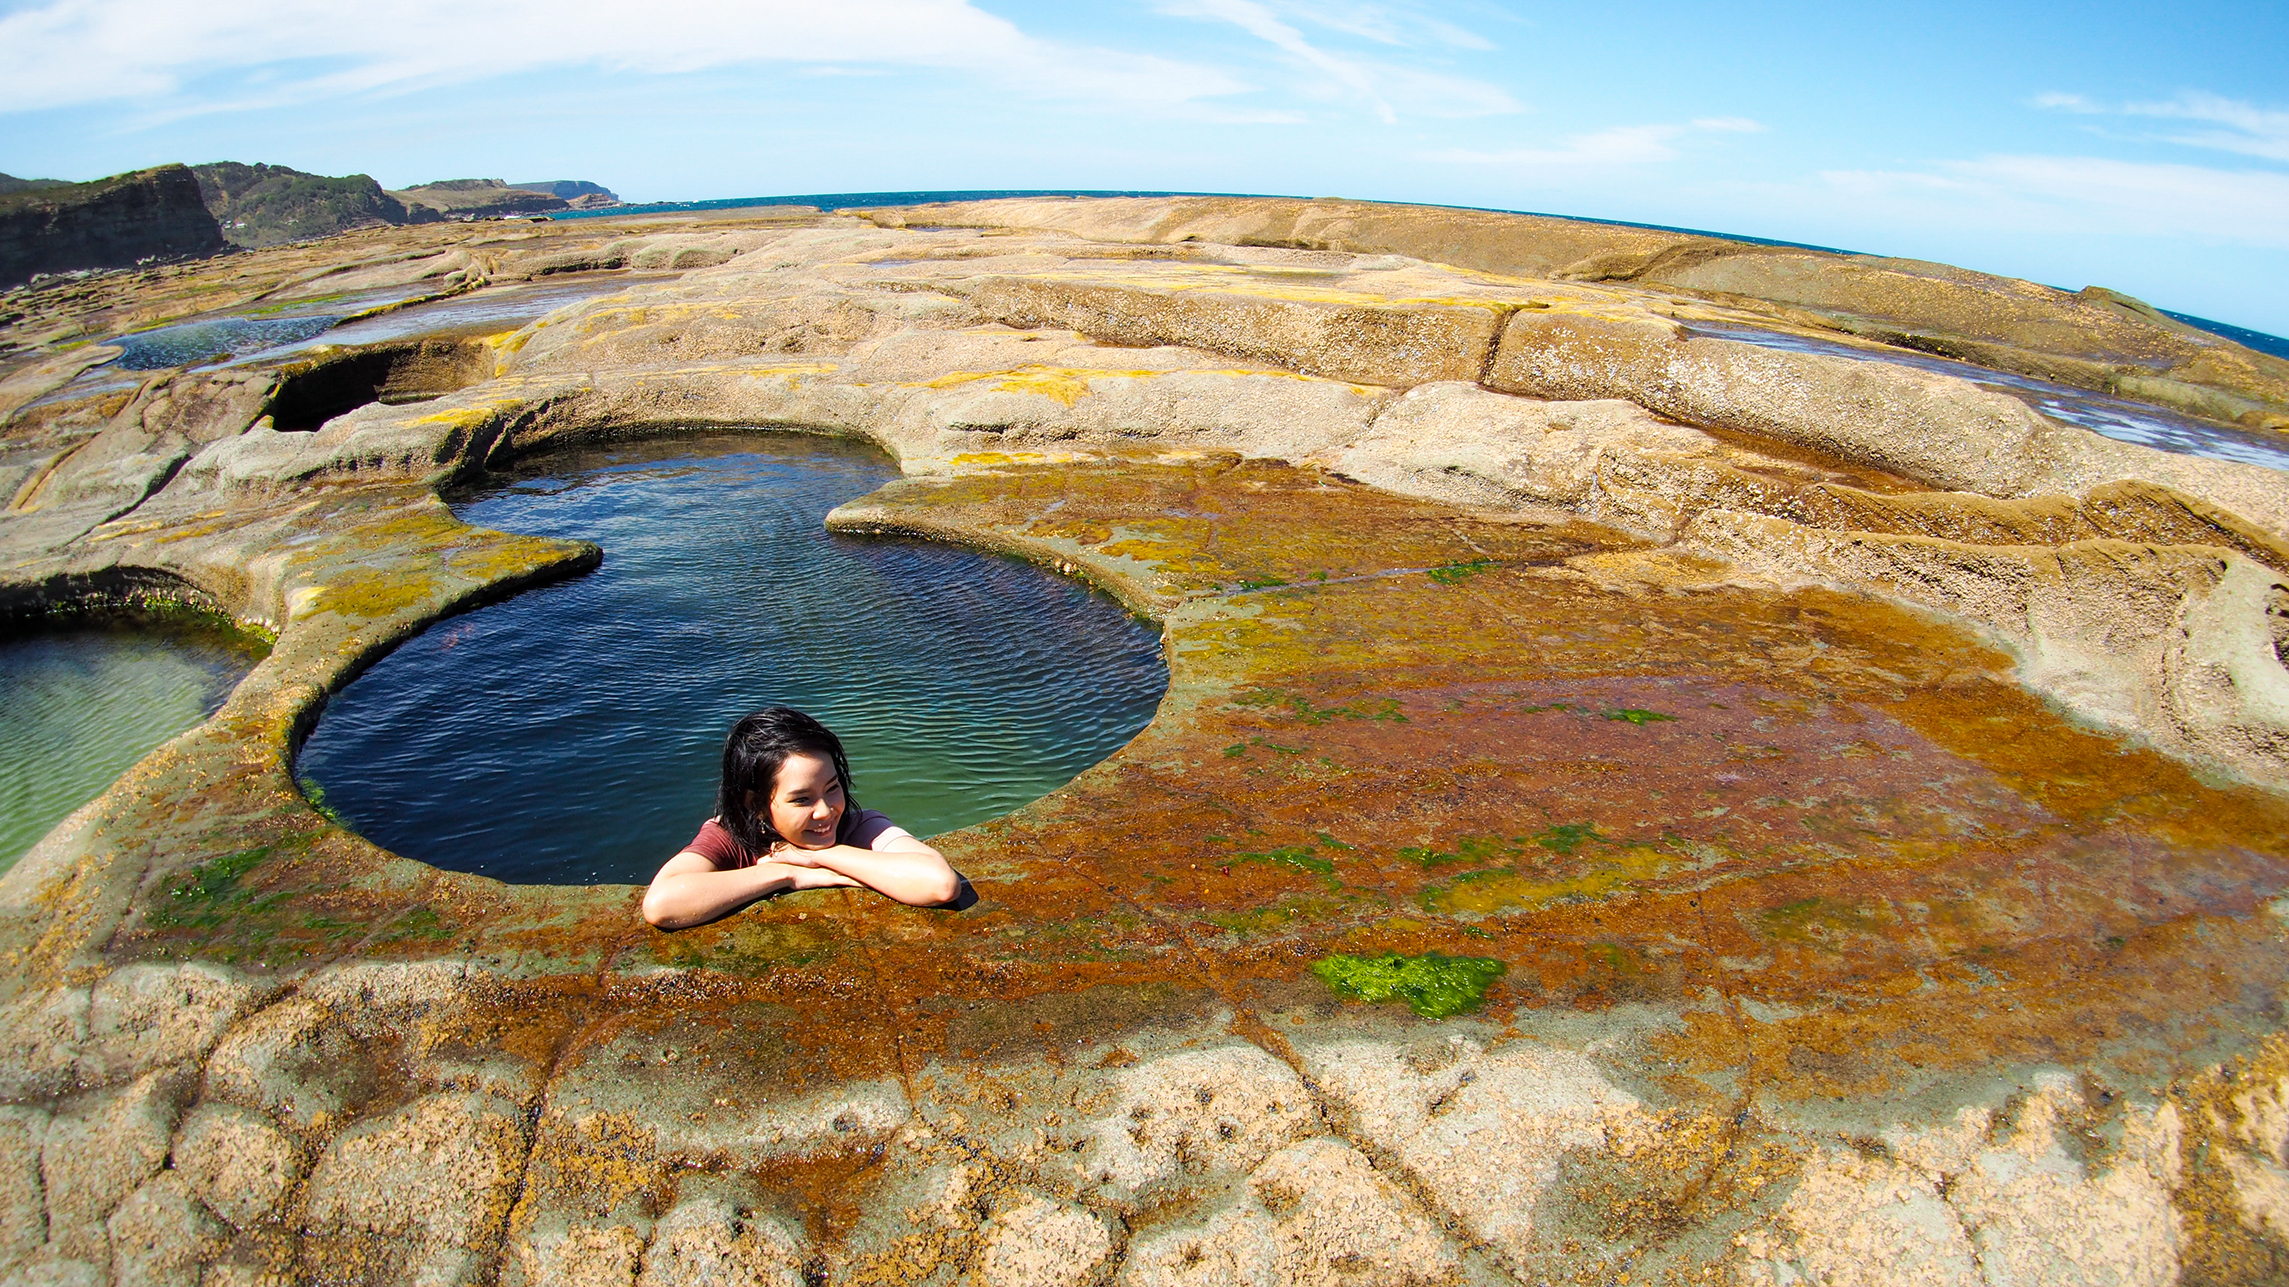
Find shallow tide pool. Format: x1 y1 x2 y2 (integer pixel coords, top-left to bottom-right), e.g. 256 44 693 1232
0 623 256 871
297 433 1171 885
1684 320 2289 472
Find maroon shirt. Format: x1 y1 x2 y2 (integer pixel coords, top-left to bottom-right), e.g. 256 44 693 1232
680 810 903 869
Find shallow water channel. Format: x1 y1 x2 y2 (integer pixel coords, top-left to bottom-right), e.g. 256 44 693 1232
1684 320 2289 472
102 276 654 372
0 621 257 871
296 434 1170 885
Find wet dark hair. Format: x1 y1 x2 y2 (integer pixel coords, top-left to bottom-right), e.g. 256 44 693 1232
717 707 859 855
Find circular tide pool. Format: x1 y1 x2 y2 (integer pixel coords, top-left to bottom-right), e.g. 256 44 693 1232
296 433 1170 885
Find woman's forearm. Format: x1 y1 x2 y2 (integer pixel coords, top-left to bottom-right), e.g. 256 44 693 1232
805 844 961 906
642 861 849 929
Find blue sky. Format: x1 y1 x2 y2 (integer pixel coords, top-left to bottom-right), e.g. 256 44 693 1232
4 0 2286 335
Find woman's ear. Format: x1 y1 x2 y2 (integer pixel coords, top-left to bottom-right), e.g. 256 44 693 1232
742 789 758 813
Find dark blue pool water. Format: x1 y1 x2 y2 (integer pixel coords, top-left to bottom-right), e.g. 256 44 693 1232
296 433 1169 885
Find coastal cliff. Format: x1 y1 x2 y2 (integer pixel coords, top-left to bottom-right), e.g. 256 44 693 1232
385 178 566 220
0 164 223 288
191 162 414 249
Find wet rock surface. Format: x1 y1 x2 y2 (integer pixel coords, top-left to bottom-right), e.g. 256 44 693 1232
2 197 2288 1283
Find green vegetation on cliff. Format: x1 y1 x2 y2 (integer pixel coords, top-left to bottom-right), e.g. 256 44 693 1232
192 162 418 249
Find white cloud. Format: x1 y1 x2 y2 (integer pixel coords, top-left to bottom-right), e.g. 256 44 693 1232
1259 0 1497 50
2034 89 2289 163
1820 153 2289 247
0 0 1252 116
2126 92 2289 163
1156 0 1518 122
1436 117 1766 168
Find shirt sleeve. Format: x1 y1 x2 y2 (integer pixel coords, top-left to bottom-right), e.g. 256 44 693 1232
843 809 910 850
682 818 753 869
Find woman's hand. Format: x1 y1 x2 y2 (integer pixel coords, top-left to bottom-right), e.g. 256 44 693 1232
766 842 825 868
788 835 962 907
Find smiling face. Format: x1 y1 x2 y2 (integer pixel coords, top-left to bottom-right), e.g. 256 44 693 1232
760 750 846 850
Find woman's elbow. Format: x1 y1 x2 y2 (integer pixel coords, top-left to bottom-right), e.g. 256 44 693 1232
640 887 680 930
916 867 962 907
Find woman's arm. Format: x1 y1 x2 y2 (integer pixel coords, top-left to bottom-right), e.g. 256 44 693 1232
640 850 859 930
774 833 961 907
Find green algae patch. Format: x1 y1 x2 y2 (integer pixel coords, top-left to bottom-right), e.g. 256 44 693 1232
1423 845 1678 915
1759 896 1892 947
374 905 458 948
1533 822 1601 853
1426 558 1497 585
1399 834 1522 868
304 568 441 622
151 845 281 929
1312 951 1506 1018
1605 708 1678 725
1208 892 1346 936
296 777 351 830
1231 845 1335 876
1236 687 1407 726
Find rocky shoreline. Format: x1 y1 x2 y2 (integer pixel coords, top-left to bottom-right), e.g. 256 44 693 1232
1 198 2287 1285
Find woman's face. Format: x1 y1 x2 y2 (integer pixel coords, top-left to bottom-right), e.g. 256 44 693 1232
763 751 846 850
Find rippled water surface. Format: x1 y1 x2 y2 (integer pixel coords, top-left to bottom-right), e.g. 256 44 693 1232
249 277 661 361
98 277 656 376
112 315 344 370
297 434 1169 885
0 624 255 870
1684 321 2289 472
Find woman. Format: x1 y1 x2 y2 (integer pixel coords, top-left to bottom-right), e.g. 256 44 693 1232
642 707 962 929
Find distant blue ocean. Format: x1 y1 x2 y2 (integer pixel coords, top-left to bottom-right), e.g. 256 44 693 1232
2161 311 2289 362
547 188 1855 254
552 189 2289 357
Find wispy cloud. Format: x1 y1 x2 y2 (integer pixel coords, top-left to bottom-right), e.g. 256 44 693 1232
1257 0 1496 50
1820 154 2289 247
0 0 1253 116
1156 0 1519 123
2035 89 2289 163
1435 117 1765 168
2126 92 2289 163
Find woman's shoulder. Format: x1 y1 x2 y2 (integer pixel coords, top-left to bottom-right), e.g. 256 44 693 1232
844 808 908 849
684 817 754 868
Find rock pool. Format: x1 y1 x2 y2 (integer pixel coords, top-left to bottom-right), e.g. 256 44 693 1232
295 433 1169 884
0 620 256 869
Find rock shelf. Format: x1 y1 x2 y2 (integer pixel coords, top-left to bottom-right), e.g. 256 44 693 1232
2 198 2288 1285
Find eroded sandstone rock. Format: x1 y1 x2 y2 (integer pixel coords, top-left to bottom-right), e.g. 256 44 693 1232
170 1102 301 1231
636 1174 807 1287
5 196 2289 1286
1119 1137 1463 1287
1299 1033 1639 1264
976 1193 1117 1287
299 1091 527 1285
40 1065 195 1264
